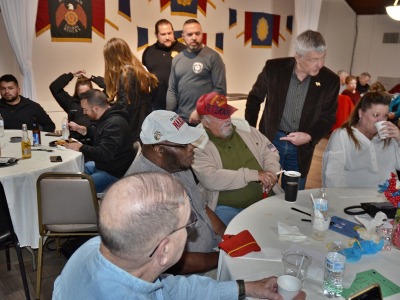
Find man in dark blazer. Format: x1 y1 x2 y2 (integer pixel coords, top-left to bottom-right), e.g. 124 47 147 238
245 30 339 190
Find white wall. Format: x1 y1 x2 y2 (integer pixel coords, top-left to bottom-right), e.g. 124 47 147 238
318 0 356 74
0 12 20 82
352 15 400 82
1 0 400 127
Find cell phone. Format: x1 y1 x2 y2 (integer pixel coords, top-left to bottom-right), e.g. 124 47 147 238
50 156 62 162
347 284 383 300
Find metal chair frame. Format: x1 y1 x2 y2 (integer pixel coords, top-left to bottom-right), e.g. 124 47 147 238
35 172 99 299
0 181 30 300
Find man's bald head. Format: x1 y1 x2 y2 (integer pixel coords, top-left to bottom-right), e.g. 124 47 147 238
99 173 187 262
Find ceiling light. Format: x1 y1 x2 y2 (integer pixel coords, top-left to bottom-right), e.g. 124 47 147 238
387 0 400 21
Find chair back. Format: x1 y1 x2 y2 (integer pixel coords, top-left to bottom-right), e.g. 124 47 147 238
332 94 354 131
37 172 99 235
0 182 15 245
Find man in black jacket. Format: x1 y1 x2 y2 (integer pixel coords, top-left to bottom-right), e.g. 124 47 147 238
245 30 339 190
65 89 135 193
0 74 55 132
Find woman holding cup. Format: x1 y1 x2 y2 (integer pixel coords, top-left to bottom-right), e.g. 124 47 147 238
322 91 400 187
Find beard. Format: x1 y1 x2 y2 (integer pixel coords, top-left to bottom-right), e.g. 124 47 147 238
220 122 234 138
4 95 18 103
163 148 192 173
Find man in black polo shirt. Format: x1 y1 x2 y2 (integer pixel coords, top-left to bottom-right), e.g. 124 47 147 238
142 19 185 110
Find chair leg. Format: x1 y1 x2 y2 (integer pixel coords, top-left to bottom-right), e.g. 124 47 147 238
56 238 61 257
5 245 11 271
14 241 31 300
24 246 37 271
36 236 44 300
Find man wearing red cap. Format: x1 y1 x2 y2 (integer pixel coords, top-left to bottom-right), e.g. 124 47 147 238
192 92 281 225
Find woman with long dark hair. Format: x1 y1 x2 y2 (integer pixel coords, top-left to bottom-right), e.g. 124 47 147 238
323 91 400 187
103 37 158 140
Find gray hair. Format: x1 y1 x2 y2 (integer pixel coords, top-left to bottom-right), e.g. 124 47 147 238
295 30 326 56
99 173 186 261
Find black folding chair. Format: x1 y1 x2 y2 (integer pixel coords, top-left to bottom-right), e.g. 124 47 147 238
0 181 30 299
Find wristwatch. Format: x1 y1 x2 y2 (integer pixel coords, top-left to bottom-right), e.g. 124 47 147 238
237 279 246 300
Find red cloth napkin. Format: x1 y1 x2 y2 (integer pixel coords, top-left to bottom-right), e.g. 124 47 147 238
219 230 261 257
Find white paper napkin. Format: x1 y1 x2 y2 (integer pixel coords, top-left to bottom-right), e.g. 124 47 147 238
278 221 308 242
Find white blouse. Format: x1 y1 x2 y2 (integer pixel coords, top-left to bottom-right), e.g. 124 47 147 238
322 127 400 187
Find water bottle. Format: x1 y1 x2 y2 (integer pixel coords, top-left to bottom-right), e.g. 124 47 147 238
61 117 70 140
322 252 346 298
312 188 330 241
0 114 4 137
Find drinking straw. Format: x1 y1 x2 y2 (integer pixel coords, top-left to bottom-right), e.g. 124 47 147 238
296 255 306 279
310 192 316 207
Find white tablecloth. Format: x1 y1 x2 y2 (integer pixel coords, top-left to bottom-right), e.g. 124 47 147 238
217 188 400 299
0 130 84 248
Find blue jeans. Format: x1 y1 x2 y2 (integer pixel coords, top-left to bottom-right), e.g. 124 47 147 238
84 161 118 193
273 131 307 190
215 205 243 226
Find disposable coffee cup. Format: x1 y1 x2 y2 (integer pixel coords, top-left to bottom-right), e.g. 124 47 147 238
374 121 388 139
284 171 301 202
285 182 299 202
277 275 302 300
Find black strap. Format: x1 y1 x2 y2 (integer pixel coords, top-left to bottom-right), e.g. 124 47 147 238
344 205 366 215
236 279 246 300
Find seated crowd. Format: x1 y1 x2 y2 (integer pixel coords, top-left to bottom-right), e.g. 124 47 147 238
2 24 400 300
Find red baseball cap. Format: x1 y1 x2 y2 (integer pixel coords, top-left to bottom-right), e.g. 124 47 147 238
196 92 238 119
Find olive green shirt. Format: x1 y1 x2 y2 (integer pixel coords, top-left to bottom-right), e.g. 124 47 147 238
207 127 263 208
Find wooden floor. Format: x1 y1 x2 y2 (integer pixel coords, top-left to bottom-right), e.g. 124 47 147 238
0 138 329 299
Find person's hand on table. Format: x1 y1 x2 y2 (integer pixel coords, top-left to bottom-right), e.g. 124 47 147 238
258 170 278 193
64 141 82 151
293 291 306 300
280 132 312 146
244 277 306 299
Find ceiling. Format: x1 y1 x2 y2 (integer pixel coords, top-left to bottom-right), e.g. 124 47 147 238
344 0 394 15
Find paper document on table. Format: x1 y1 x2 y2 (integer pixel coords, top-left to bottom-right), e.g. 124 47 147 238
237 247 282 262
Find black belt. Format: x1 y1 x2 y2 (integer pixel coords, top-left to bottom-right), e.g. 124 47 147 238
278 129 292 135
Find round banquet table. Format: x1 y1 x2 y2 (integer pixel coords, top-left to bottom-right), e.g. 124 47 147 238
217 188 400 299
0 130 84 248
